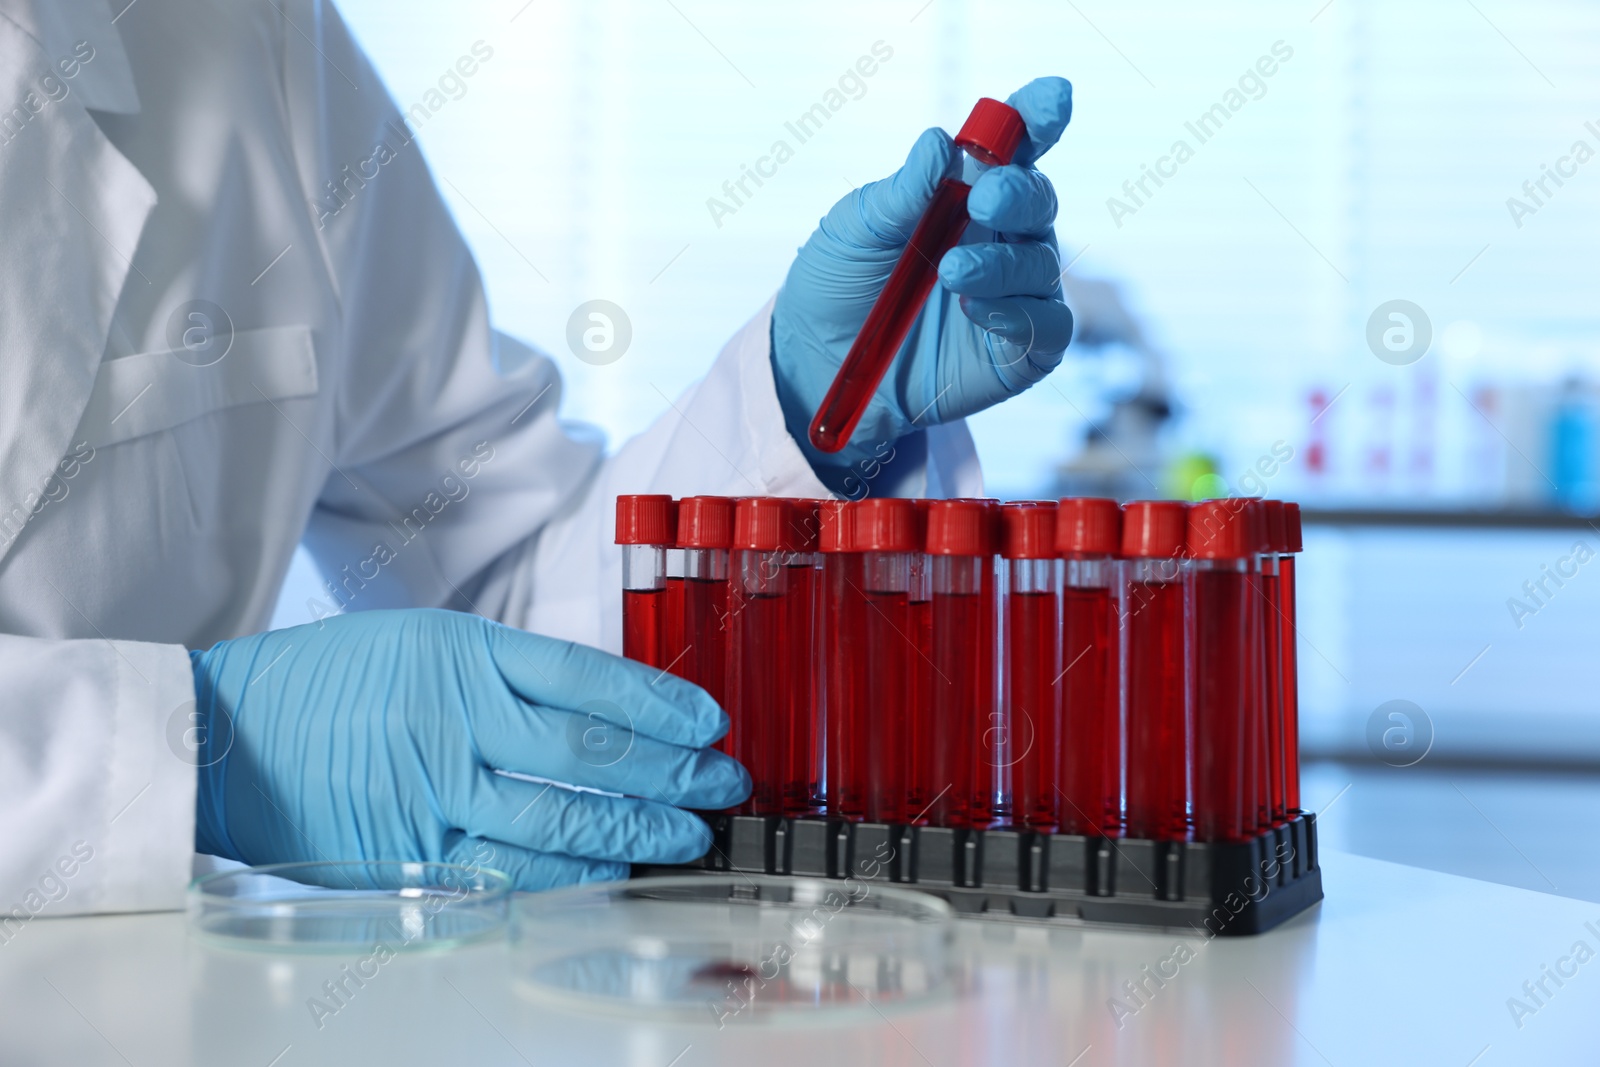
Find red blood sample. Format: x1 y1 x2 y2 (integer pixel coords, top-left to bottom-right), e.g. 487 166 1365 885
781 501 823 816
677 497 733 716
1187 500 1256 843
1000 503 1061 831
1121 500 1191 842
923 501 999 829
729 499 791 814
1056 498 1123 837
1258 500 1288 826
1281 503 1304 813
819 499 918 822
1243 501 1271 834
807 100 1028 454
663 501 687 678
905 502 934 824
616 495 674 668
819 502 861 819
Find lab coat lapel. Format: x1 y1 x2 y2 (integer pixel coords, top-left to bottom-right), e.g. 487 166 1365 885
0 11 155 566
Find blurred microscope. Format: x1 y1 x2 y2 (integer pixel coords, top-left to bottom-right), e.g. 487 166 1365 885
1047 273 1175 501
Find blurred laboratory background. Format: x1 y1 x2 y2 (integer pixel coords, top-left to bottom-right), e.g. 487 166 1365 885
278 0 1600 899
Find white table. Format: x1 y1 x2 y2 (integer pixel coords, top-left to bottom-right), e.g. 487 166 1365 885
2 851 1594 1066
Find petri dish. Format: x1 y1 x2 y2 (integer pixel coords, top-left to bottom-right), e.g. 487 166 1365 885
188 860 512 952
511 875 954 1023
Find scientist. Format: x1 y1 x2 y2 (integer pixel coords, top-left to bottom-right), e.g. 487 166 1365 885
0 0 1073 913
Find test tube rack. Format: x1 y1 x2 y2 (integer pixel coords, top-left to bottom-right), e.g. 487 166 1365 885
634 813 1322 936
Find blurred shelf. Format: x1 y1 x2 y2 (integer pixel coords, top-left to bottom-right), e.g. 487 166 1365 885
1302 507 1600 531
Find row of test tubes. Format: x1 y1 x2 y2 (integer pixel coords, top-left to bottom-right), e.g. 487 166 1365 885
615 494 1303 844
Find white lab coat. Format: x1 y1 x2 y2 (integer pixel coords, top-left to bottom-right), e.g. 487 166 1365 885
0 0 979 919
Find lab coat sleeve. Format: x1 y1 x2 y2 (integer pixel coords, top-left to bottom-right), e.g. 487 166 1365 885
288 1 981 643
0 635 197 920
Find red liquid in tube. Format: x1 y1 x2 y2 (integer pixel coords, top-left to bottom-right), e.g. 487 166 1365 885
728 499 792 814
863 571 911 824
782 501 823 816
905 511 934 824
1188 500 1254 843
923 500 998 829
1281 503 1304 813
1244 501 1271 833
808 100 1028 454
819 502 865 820
1000 503 1060 831
1056 498 1122 837
677 496 734 716
664 551 687 677
616 494 674 668
819 499 918 822
1121 501 1190 842
1259 500 1288 825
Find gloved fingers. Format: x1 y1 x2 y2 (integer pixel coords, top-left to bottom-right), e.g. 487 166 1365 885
476 705 751 810
485 625 726 749
465 769 717 865
823 126 960 249
959 295 1074 390
442 832 627 892
939 241 1062 300
1003 77 1074 168
968 165 1058 238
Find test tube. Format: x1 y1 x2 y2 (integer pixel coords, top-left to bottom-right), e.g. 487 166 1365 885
922 500 999 829
1187 499 1255 843
861 499 918 824
1280 502 1304 814
1000 502 1061 831
807 99 1028 453
677 496 733 715
615 494 673 668
1121 501 1191 842
1258 500 1288 826
818 501 857 818
1055 498 1123 837
781 500 823 816
663 501 687 678
820 498 917 822
728 498 790 814
1244 500 1271 834
905 501 934 824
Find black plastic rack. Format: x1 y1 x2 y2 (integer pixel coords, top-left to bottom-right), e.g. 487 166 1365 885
635 812 1322 936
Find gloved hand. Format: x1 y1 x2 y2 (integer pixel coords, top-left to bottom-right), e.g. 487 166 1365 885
191 609 748 889
772 77 1075 474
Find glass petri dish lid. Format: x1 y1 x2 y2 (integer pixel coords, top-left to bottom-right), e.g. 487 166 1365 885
512 875 953 1023
188 860 512 952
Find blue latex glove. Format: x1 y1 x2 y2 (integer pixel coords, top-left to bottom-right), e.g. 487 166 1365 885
772 77 1075 475
191 609 748 889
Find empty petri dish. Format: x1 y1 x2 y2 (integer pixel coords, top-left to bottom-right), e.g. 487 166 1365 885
511 875 953 1023
188 860 512 952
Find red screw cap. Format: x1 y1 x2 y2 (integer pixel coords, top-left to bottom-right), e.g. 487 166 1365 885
818 500 850 553
782 499 823 553
955 98 1027 167
733 497 789 552
926 499 997 557
615 494 674 545
1187 498 1257 560
999 501 1058 560
1260 499 1287 555
677 496 733 549
843 498 919 553
1283 501 1304 553
1121 501 1188 558
1056 497 1121 557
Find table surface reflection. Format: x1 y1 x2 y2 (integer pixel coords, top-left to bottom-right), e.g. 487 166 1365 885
2 850 1595 1066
